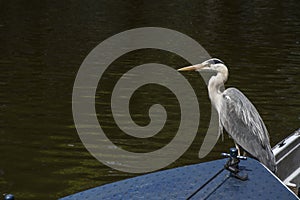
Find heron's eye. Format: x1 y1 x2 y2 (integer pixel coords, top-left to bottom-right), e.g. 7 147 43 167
212 59 224 64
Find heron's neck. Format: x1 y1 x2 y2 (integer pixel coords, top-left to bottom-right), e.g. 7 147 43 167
208 72 228 112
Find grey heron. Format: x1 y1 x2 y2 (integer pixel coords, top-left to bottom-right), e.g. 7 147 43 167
178 58 277 172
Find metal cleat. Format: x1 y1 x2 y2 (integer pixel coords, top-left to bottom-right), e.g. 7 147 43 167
221 147 248 181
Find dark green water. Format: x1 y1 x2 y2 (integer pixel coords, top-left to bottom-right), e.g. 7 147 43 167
1 1 300 199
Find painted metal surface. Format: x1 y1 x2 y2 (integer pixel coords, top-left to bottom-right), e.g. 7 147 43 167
60 158 298 200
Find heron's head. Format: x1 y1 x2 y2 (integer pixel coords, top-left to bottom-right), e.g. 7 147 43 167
177 58 228 76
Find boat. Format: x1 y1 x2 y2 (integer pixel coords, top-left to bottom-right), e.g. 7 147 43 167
60 129 300 200
273 128 300 196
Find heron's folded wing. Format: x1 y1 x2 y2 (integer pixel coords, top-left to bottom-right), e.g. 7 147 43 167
220 88 270 149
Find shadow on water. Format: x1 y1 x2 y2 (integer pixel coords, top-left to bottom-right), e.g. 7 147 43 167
0 1 300 199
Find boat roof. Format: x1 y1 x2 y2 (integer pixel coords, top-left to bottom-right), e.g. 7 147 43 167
60 158 298 200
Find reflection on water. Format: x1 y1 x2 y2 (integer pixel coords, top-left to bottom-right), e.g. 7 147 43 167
1 1 300 199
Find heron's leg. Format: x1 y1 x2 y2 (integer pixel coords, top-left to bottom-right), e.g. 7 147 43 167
234 142 241 156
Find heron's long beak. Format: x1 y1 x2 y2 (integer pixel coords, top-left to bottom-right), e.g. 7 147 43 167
177 63 205 72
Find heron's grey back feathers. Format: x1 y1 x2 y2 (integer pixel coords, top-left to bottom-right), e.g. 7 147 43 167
220 88 277 172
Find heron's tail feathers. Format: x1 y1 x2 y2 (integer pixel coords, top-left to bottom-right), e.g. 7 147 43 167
259 145 277 173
